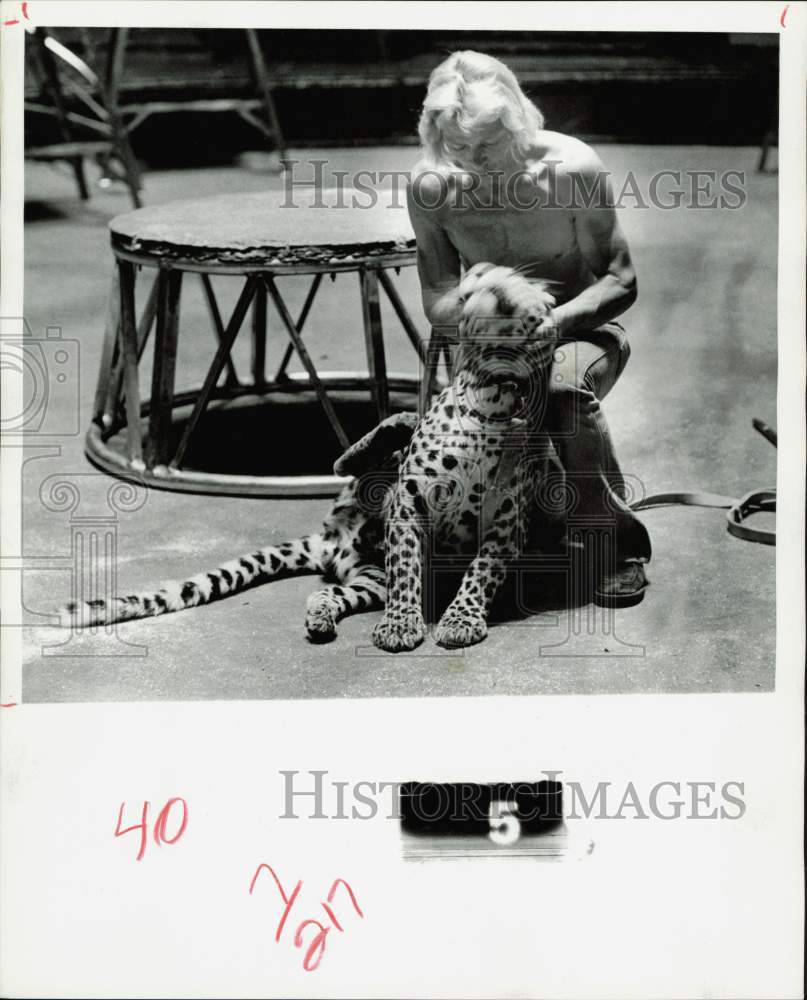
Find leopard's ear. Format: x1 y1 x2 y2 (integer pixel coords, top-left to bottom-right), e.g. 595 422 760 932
333 411 419 477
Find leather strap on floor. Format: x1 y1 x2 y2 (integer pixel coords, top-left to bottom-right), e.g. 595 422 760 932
628 419 777 546
632 489 776 545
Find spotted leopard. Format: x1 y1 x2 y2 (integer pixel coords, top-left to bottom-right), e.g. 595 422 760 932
58 411 418 643
60 263 559 647
372 261 558 652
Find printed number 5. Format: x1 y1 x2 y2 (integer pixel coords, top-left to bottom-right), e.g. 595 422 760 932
488 800 521 846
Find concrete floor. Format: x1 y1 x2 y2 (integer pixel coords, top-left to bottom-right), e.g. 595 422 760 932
19 145 777 701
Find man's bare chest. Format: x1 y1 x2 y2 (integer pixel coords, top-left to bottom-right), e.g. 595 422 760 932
440 195 578 274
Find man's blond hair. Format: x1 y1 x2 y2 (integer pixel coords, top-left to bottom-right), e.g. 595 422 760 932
418 51 545 167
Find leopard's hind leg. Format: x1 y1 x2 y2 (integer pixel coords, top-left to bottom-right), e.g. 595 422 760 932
305 564 385 643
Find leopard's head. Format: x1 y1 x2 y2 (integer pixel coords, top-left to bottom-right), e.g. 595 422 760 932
437 263 558 417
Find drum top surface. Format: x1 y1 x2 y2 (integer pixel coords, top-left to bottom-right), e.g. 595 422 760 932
109 187 416 258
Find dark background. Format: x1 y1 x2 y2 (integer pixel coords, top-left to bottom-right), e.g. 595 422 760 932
25 28 778 166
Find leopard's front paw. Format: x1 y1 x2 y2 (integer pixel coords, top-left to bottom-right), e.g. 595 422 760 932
434 604 488 649
305 594 339 644
372 610 425 653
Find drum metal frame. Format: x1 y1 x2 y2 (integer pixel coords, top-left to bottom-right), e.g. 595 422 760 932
86 239 442 497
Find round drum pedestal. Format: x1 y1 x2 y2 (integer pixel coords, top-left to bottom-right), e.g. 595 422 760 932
86 372 420 497
87 188 447 497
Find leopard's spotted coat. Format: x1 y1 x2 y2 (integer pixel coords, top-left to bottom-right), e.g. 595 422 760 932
372 262 557 651
60 263 559 649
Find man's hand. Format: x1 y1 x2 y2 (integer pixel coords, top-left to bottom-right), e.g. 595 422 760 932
430 284 465 327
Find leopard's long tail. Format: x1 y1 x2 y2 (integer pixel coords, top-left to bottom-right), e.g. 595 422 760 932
58 534 333 629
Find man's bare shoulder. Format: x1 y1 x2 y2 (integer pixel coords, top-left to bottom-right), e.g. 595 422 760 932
409 156 441 188
535 130 605 176
407 157 455 221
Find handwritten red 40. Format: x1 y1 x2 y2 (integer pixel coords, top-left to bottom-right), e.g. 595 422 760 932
115 798 188 861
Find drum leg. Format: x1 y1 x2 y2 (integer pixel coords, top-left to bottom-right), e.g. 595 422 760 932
170 276 258 471
274 273 322 381
93 268 120 428
199 273 239 387
251 279 267 386
377 267 426 363
117 259 144 468
264 275 350 450
70 156 90 200
108 271 159 425
360 267 389 421
146 268 182 467
420 328 445 415
442 333 454 380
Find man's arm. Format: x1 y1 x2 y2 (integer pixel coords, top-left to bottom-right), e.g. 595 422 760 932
406 172 462 328
552 151 637 336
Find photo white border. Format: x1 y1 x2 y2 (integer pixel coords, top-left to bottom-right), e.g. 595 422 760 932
1 3 804 997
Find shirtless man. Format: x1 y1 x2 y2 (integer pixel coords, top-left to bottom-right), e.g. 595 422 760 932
407 50 651 603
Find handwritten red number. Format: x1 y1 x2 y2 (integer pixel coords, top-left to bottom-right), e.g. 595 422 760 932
115 798 188 861
249 865 363 972
115 801 149 862
294 918 330 972
326 878 364 919
781 4 789 27
249 863 303 942
153 797 188 846
320 901 342 930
